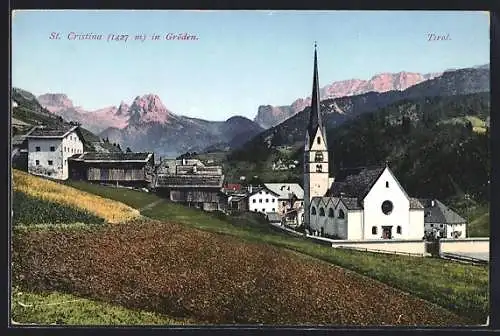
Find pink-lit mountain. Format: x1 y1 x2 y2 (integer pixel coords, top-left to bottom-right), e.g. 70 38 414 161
254 71 442 129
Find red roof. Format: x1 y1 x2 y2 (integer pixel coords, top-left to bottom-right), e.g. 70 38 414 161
224 183 242 191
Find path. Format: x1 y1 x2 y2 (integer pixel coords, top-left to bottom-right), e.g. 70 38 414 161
139 199 165 212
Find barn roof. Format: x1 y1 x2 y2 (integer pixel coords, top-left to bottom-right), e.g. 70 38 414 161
264 183 304 200
327 166 385 200
419 199 466 224
155 174 224 188
71 152 153 163
27 125 80 138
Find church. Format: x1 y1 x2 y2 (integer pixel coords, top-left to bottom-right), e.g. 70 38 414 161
303 44 425 241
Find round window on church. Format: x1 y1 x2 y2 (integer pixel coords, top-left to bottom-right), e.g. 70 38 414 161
381 200 393 215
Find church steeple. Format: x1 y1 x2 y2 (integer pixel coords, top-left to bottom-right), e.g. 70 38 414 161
308 42 324 143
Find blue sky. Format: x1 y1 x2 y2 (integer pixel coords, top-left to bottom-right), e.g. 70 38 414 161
12 10 489 121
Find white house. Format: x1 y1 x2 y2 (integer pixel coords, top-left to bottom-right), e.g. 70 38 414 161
27 125 85 180
420 199 467 238
248 186 280 214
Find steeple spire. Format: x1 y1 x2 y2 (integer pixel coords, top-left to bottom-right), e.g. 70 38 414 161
308 41 323 142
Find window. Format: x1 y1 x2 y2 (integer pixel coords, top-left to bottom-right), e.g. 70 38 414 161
316 164 322 172
272 208 275 212
282 201 286 206
440 224 444 228
272 199 275 203
430 224 434 227
338 209 345 219
253 199 256 203
35 160 40 165
386 181 389 188
301 202 303 206
319 207 325 216
64 160 67 165
48 160 53 166
381 200 394 215
397 226 402 234
328 208 334 217
64 146 66 152
47 172 52 177
314 152 323 162
50 146 55 152
262 208 265 212
266 199 269 203
372 226 378 235
254 209 257 212
259 191 262 194
259 199 262 203
35 146 41 152
311 206 317 215
317 137 321 144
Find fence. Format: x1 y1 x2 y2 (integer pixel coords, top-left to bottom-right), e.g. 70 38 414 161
337 245 425 257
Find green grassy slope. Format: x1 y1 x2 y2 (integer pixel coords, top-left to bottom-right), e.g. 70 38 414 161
64 181 489 323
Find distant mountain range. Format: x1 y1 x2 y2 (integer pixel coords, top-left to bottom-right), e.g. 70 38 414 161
31 63 489 157
253 70 443 129
228 65 490 165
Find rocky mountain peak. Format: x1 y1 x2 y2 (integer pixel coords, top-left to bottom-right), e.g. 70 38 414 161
128 94 173 124
38 93 75 112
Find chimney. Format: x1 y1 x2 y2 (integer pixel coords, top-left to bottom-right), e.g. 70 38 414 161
248 185 253 194
431 200 435 207
182 158 186 165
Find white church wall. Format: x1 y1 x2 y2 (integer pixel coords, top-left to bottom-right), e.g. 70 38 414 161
363 168 413 240
439 238 489 254
347 210 363 240
330 239 426 256
408 209 425 239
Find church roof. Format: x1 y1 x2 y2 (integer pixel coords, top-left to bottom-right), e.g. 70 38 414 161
327 166 386 200
419 199 466 224
307 43 326 149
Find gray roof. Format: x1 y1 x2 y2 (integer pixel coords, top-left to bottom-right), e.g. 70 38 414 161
248 186 280 198
264 183 304 200
419 199 466 224
27 125 80 138
340 197 362 210
409 198 424 209
71 152 153 163
155 174 224 188
327 166 385 200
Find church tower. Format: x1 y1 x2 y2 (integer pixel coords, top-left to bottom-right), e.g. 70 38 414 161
303 43 330 228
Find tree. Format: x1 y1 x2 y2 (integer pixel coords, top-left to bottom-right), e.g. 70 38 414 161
402 116 411 134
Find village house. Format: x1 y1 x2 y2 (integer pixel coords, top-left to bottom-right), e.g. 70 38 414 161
153 157 227 212
68 152 155 188
420 199 467 238
227 194 249 212
264 183 304 226
26 125 85 180
302 44 464 241
247 186 280 214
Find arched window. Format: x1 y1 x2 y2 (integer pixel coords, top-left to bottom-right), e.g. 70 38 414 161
316 164 322 172
311 206 317 215
397 226 402 234
328 208 334 218
319 207 325 216
338 209 345 219
314 152 323 162
372 226 377 235
317 137 321 144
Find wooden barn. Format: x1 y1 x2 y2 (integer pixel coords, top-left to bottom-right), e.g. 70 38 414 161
154 174 227 212
69 152 155 188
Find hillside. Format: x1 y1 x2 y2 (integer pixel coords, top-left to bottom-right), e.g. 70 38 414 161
12 88 122 153
226 92 490 207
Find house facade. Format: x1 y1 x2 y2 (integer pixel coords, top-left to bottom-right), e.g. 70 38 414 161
68 152 155 188
420 199 467 238
27 125 84 180
248 187 280 214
